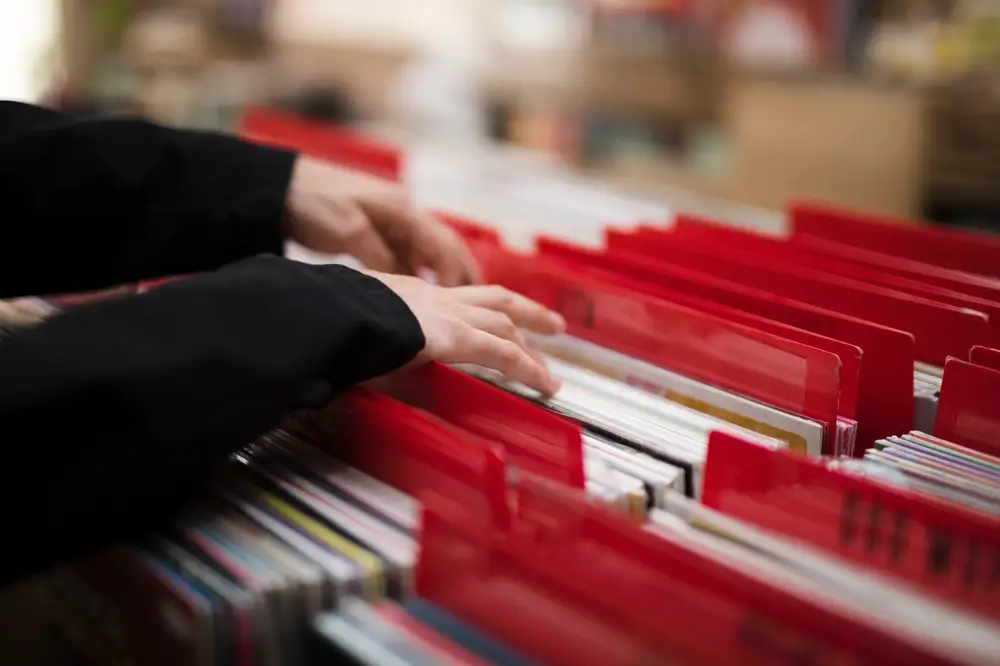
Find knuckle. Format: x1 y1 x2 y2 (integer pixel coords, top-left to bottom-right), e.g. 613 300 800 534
341 216 372 242
442 313 465 333
488 286 516 308
495 313 517 338
447 317 474 344
497 340 525 369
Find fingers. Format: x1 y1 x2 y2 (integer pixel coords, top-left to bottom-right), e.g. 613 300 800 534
451 325 560 397
368 272 564 395
365 201 483 287
454 306 560 396
340 211 401 274
452 286 566 334
460 306 533 358
428 243 480 288
419 222 483 288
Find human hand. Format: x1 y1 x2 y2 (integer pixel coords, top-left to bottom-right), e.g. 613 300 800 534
368 271 565 396
285 157 481 287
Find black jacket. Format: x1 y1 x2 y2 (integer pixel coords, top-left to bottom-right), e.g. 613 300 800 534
0 102 425 584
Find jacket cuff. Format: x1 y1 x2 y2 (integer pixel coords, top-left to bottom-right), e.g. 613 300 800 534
171 128 299 259
312 264 428 383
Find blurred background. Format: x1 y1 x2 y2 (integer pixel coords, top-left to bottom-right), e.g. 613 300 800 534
5 0 1000 231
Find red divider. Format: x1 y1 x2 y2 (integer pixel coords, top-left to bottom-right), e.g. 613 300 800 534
535 236 910 454
791 234 1000 304
417 492 664 666
371 362 585 489
933 359 1000 459
438 213 502 246
473 243 841 441
307 387 510 529
238 107 402 181
417 473 959 666
703 431 1000 622
609 228 987 367
791 201 1000 280
538 237 858 421
969 345 1000 372
667 216 1000 348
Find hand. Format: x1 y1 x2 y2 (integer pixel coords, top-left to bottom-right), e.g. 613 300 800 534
285 157 481 287
369 272 565 396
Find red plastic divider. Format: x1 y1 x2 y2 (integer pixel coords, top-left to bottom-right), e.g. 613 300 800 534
371 362 585 489
791 234 1000 304
417 473 958 665
472 242 842 441
534 236 910 454
238 107 402 181
438 212 502 246
933 359 1000 459
417 492 664 666
703 431 1000 622
791 201 1000 280
307 387 510 528
969 345 1000 372
609 228 987 367
538 237 858 422
667 216 1000 348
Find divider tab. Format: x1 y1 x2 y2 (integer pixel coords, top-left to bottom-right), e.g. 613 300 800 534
308 388 510 528
703 431 1000 622
239 107 402 181
372 362 585 488
969 345 1000 372
791 201 1000 280
934 359 1000 459
474 244 842 438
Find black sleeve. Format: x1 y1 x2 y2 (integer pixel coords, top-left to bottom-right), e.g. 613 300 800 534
0 255 425 586
0 101 297 299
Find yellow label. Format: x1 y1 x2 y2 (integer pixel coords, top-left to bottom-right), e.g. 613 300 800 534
664 390 808 455
542 344 809 454
257 491 384 599
627 489 648 522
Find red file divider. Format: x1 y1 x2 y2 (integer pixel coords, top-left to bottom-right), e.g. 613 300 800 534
417 492 669 666
539 237 859 421
703 431 1000 622
438 212 502 246
238 107 402 181
969 345 1000 372
417 475 958 666
791 234 1000 304
933 358 1000 459
610 227 988 367
791 201 1000 280
475 243 841 440
371 362 585 488
666 216 1000 348
307 387 510 529
536 236 912 453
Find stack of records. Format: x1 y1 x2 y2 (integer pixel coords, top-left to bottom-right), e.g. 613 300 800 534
22 109 1000 665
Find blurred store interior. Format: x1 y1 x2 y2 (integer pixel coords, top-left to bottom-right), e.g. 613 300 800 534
7 0 1000 231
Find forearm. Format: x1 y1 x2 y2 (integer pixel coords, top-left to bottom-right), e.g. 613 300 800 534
0 255 424 583
0 102 296 298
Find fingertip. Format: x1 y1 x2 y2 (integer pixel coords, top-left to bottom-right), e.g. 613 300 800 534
541 375 562 399
530 360 561 399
